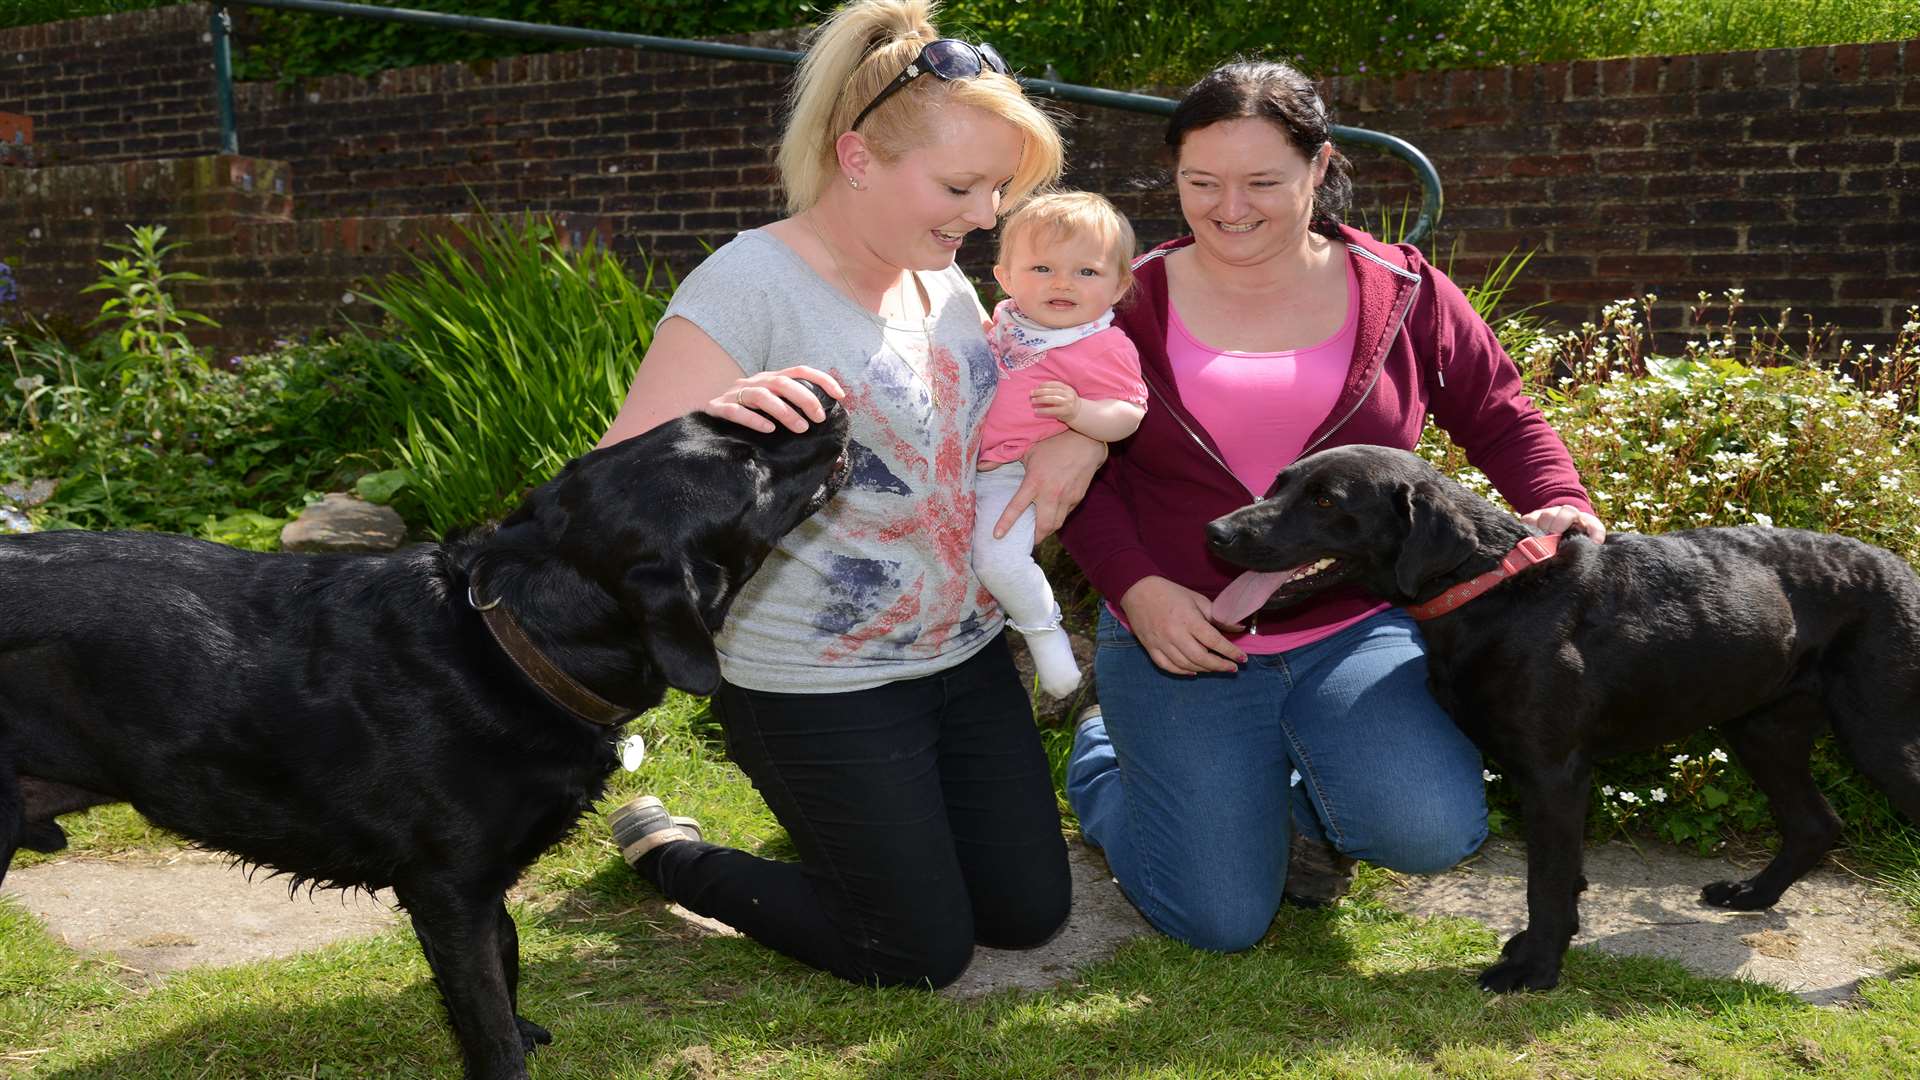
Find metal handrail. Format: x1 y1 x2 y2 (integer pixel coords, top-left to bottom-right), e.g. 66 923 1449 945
210 0 1442 245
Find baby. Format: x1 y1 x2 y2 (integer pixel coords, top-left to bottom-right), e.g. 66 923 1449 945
974 191 1147 698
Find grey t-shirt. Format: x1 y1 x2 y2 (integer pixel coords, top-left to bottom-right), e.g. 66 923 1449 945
661 229 1004 692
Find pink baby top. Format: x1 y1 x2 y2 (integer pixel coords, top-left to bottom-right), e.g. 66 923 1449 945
1166 258 1388 654
979 301 1148 466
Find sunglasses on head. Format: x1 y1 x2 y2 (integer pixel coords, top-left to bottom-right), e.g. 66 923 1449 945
851 38 1010 132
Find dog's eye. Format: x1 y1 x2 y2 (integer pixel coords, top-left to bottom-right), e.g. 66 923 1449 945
1314 495 1334 509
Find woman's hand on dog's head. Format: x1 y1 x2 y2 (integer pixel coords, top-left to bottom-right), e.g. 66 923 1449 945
706 366 846 434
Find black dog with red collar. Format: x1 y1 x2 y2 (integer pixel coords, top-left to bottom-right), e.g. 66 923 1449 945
1208 443 1920 994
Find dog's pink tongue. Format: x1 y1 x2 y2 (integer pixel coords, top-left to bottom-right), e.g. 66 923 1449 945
1210 567 1304 626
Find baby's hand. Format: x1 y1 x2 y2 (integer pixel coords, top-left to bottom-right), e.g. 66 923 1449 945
1031 381 1080 422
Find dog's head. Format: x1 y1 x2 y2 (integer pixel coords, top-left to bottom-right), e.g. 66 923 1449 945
1203 445 1483 623
489 382 851 700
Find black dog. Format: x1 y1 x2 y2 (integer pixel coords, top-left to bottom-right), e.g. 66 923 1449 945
0 386 849 1079
1206 444 1920 993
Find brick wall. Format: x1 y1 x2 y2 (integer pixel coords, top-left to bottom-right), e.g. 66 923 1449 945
1 3 1915 351
1327 46 1920 344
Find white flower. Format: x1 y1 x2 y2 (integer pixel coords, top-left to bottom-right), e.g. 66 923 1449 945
1671 754 1690 765
1651 789 1668 802
1710 748 1729 763
1601 785 1616 797
1483 770 1501 783
1618 791 1641 804
1753 513 1774 528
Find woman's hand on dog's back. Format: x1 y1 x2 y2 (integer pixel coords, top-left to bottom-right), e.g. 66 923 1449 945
1120 575 1249 676
1521 504 1608 544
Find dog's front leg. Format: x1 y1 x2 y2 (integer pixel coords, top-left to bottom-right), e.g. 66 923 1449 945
493 900 552 1054
397 885 532 1080
1479 759 1592 993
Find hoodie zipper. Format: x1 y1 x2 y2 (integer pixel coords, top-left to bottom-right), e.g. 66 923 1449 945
1299 267 1421 459
1138 364 1260 502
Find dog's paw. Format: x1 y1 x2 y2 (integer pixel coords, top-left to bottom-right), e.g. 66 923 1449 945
1701 879 1778 910
1479 932 1562 992
516 1016 553 1053
20 821 68 854
1478 957 1562 993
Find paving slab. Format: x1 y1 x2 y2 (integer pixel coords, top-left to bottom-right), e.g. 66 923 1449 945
2 851 400 982
942 842 1153 999
665 843 1156 999
1386 837 1920 1004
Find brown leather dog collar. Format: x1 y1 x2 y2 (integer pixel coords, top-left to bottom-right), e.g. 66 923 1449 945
1405 533 1563 621
470 583 635 726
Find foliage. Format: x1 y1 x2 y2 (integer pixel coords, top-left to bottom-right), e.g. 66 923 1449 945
948 0 1920 88
0 232 400 546
231 0 816 80
0 0 168 29
1423 296 1920 850
78 225 221 433
353 211 671 534
12 0 1912 91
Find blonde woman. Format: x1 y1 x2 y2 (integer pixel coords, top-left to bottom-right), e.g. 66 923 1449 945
598 0 1104 987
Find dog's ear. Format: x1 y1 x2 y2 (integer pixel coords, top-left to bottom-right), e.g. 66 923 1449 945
621 562 721 696
1391 479 1479 598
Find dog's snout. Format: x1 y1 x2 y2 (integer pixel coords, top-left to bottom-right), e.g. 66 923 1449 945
1205 519 1237 550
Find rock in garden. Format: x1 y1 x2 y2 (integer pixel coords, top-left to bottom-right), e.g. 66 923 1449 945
2 477 56 508
279 492 408 553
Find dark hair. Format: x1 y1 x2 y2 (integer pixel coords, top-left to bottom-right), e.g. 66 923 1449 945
1166 60 1353 238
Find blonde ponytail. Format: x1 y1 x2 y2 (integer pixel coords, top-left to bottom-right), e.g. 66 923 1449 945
775 0 1063 214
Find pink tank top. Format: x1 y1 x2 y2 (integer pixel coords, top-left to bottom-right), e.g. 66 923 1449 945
1167 259 1360 496
1168 259 1389 654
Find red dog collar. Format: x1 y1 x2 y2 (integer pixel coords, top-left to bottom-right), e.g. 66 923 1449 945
1404 533 1563 621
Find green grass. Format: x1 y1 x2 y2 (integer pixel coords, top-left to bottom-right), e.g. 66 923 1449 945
7 0 1916 89
9 693 1920 1078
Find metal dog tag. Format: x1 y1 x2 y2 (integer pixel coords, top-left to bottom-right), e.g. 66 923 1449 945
619 733 646 772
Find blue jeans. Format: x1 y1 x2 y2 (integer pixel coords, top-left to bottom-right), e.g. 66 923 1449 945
1066 606 1487 952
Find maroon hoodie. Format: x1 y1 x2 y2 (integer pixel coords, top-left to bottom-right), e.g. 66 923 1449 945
1059 226 1594 639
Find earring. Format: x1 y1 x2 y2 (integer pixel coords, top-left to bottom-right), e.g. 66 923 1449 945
847 176 861 190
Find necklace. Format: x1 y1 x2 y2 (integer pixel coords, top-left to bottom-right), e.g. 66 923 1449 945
798 212 940 409
802 210 931 337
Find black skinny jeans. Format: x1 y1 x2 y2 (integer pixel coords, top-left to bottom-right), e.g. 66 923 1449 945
639 634 1071 988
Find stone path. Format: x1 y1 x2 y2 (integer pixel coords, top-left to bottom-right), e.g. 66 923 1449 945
3 850 399 982
1387 837 1920 1004
6 838 1918 1004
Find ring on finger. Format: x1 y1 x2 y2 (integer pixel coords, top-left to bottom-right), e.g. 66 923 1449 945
733 388 745 405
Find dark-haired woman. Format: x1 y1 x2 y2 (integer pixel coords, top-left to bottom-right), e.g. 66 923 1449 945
1058 61 1605 952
